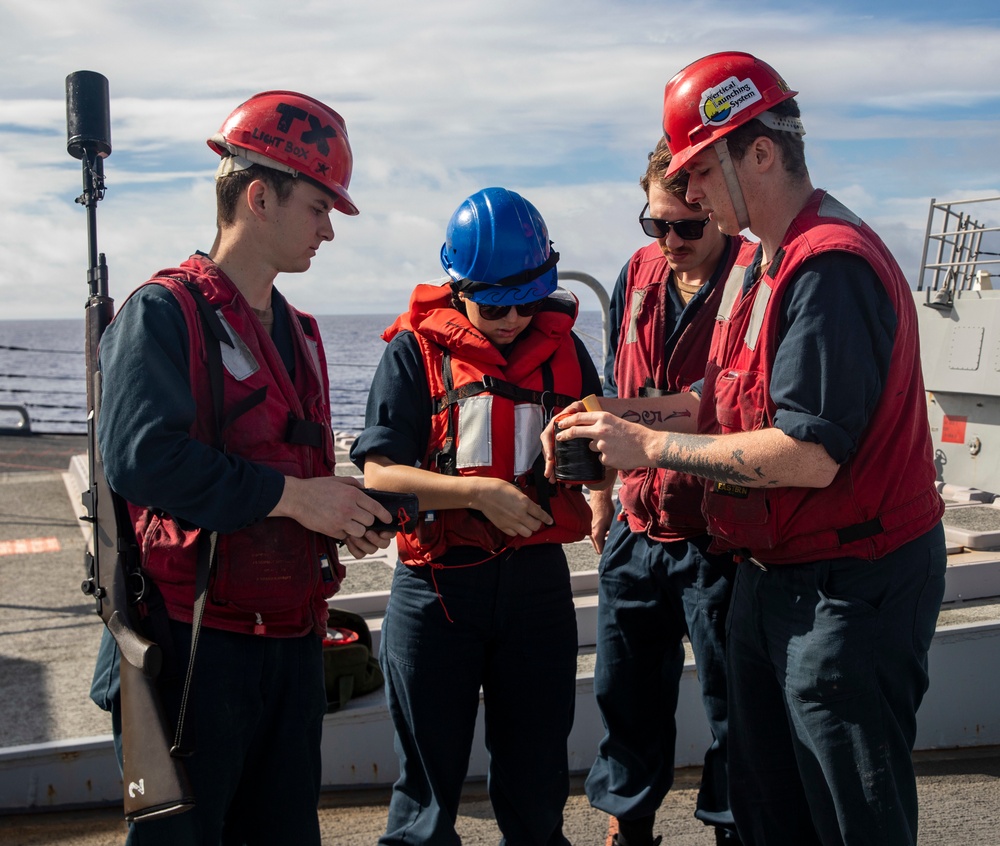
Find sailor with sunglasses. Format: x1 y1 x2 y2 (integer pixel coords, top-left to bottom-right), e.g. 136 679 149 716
583 138 756 846
350 187 605 846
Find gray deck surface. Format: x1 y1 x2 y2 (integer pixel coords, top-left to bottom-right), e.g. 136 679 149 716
1 433 998 844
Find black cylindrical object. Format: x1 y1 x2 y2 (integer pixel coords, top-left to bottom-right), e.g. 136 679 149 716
554 431 606 485
66 70 112 160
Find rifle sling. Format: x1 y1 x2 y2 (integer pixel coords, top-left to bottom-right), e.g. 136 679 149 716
170 528 217 758
169 281 226 758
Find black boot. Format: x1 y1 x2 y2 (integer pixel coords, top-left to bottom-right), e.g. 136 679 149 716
611 836 662 846
714 827 743 844
613 815 661 846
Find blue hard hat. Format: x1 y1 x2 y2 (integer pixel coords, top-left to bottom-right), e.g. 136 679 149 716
440 187 560 306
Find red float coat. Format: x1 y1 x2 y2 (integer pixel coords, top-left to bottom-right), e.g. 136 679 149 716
614 236 758 541
125 256 342 637
699 191 943 564
383 283 592 566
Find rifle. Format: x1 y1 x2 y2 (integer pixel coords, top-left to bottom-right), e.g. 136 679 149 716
68 70 195 823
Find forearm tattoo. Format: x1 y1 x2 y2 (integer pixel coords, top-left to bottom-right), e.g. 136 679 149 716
657 434 775 486
621 407 692 425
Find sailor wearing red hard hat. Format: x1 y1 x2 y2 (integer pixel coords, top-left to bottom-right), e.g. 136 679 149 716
91 91 393 845
546 51 945 846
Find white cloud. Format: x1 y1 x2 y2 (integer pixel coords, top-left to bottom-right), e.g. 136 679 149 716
1 0 999 317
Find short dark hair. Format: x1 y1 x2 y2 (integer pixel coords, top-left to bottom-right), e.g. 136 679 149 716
724 97 808 181
640 137 697 210
215 163 297 227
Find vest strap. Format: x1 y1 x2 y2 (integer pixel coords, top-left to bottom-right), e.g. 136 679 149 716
835 516 885 545
223 386 267 432
434 373 576 413
433 348 458 475
180 280 230 448
285 415 325 448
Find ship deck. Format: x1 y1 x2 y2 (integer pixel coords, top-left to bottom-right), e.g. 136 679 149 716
1 433 998 844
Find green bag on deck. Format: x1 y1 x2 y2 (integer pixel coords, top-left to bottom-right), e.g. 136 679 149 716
323 607 385 712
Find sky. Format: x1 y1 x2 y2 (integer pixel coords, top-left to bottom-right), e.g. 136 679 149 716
2 0 1000 319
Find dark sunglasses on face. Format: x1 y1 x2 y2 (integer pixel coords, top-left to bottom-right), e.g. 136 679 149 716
638 203 711 240
475 299 546 320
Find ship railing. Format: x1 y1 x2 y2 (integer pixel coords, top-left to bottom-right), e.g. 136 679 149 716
0 403 32 434
558 271 611 386
0 341 86 435
917 195 1000 296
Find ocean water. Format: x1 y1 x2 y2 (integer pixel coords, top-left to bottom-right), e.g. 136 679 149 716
0 312 606 435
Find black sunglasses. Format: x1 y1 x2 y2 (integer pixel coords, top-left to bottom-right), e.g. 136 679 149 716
638 203 711 240
476 300 546 321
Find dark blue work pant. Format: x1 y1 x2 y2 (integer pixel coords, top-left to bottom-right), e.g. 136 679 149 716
378 544 577 846
585 514 737 832
726 522 947 846
94 621 326 846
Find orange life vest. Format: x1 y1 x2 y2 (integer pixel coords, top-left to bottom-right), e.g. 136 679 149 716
383 282 592 566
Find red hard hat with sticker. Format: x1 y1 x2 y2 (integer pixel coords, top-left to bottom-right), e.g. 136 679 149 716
208 90 358 215
662 52 797 176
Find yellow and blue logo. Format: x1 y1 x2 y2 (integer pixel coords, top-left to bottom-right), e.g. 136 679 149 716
700 76 763 127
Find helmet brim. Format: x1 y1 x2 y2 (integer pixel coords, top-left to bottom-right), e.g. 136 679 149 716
304 174 359 216
463 271 558 306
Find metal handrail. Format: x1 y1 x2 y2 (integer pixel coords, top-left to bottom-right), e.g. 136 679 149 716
917 197 1000 292
558 271 612 374
0 404 32 434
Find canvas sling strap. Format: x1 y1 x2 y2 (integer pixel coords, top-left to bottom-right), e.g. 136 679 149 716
167 281 229 757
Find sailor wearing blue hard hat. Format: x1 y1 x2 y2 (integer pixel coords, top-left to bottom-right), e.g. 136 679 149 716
441 186 560 306
351 186 607 846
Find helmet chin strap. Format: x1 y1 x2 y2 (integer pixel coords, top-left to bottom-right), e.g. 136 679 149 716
713 139 751 233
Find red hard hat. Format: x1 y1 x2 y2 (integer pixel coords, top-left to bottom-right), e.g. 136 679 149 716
208 90 358 215
662 52 797 176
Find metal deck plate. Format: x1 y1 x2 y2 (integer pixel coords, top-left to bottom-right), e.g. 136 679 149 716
942 501 1000 549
